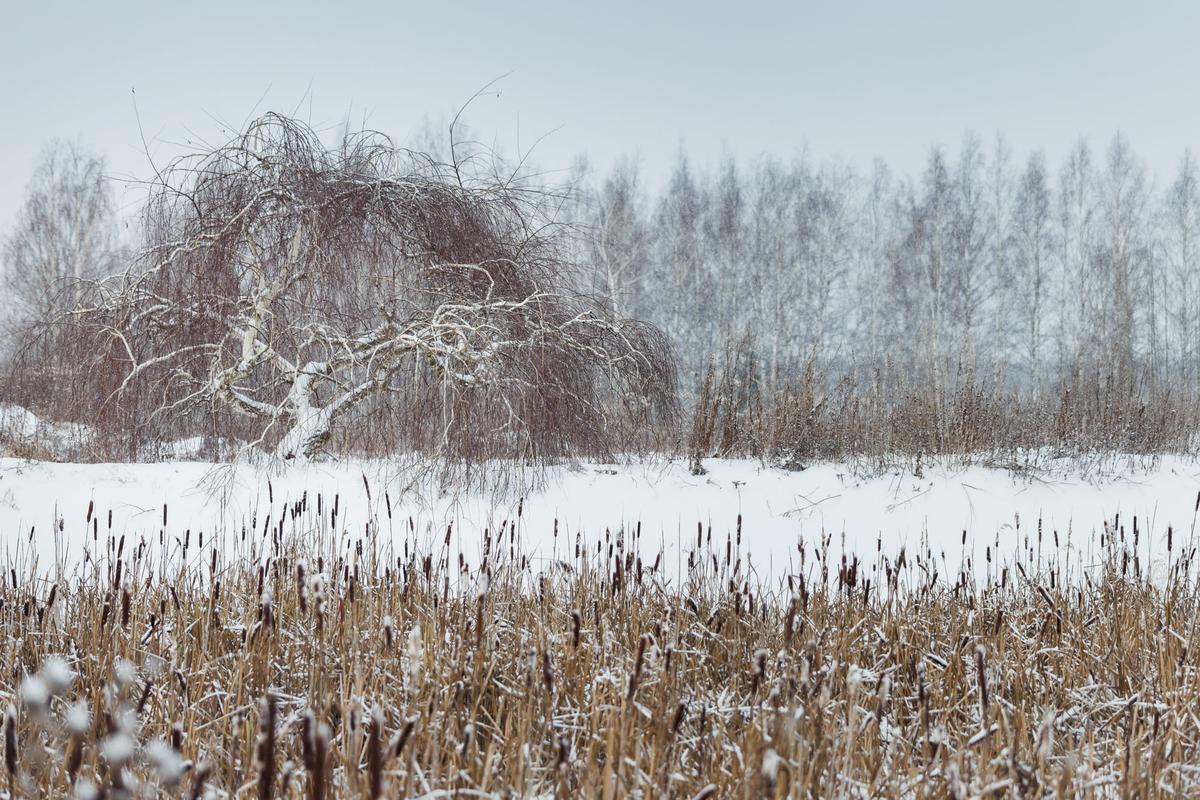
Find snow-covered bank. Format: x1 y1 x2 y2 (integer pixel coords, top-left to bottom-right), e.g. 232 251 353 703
1 455 1198 585
0 404 95 456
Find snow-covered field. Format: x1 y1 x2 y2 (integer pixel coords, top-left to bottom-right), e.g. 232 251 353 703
3 453 1197 585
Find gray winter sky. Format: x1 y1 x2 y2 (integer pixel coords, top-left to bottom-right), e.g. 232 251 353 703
2 0 1199 230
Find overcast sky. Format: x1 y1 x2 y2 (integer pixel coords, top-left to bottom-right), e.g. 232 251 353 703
2 0 1199 230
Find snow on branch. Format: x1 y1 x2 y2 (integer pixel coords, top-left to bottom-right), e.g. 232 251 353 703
73 113 676 461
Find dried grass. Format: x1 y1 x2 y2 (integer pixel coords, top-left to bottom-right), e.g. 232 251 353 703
2 492 1199 797
689 338 1200 477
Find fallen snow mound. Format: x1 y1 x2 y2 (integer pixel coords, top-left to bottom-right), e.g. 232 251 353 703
0 404 95 457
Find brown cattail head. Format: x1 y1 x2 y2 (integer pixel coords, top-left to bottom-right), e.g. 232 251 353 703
366 704 384 800
974 645 989 721
255 693 277 800
390 716 416 761
627 635 649 702
4 707 16 778
301 709 329 800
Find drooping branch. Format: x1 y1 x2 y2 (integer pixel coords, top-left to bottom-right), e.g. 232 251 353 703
72 113 676 462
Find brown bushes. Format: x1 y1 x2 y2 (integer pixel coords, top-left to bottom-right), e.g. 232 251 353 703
688 337 1200 474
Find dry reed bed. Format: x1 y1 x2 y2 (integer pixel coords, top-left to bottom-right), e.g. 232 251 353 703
688 344 1200 478
2 495 1200 798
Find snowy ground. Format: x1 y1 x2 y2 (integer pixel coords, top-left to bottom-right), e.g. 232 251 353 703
2 453 1198 587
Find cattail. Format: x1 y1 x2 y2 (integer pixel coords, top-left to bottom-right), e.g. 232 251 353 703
297 563 307 614
542 651 555 696
65 726 83 782
190 761 211 800
261 590 274 630
461 723 473 757
256 693 277 800
556 734 569 770
137 679 153 714
627 635 648 702
760 748 780 798
390 716 415 760
4 707 16 780
751 649 768 695
366 704 384 799
278 762 295 796
671 700 687 737
300 711 316 786
146 738 189 787
301 709 329 800
975 645 988 722
571 611 581 649
917 660 929 738
120 586 132 629
100 732 136 798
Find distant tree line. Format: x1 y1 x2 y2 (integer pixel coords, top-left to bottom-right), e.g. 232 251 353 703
3 129 1200 462
576 135 1200 397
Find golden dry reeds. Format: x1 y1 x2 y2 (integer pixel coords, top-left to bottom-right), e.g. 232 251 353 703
1 493 1199 797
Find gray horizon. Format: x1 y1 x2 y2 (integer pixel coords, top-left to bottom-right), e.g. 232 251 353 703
2 0 1199 228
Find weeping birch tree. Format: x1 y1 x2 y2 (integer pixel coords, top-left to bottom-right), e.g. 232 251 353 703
73 114 675 462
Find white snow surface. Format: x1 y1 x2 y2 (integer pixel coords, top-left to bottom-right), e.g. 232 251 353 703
0 404 95 452
2 454 1198 587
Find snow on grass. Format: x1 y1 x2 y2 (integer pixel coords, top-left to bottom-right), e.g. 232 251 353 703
0 403 95 454
2 453 1198 584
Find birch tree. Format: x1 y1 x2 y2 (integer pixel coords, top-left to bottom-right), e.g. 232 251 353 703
1095 134 1150 383
705 156 744 347
653 152 706 382
1012 152 1053 388
1057 141 1095 368
948 136 989 366
892 149 953 384
2 141 119 333
74 114 675 462
1162 151 1200 388
587 156 649 320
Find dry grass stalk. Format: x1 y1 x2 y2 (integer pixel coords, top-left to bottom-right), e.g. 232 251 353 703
0 498 1198 797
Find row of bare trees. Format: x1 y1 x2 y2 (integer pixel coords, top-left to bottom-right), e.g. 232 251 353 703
578 135 1200 396
3 122 1199 462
